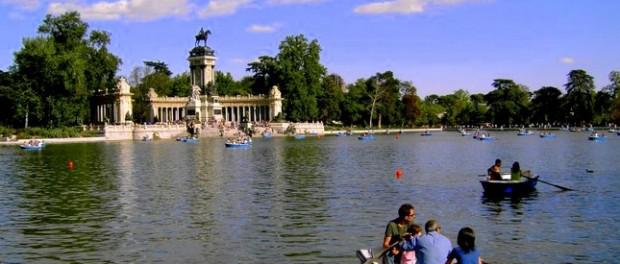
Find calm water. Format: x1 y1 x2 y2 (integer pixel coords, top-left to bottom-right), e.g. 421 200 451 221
1 132 619 263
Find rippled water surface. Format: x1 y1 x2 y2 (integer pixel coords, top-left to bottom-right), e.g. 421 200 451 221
1 132 620 263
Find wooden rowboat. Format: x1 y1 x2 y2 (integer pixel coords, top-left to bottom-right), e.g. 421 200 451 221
480 171 538 195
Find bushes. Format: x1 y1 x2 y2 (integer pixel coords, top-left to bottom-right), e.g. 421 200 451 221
14 127 101 139
0 126 16 138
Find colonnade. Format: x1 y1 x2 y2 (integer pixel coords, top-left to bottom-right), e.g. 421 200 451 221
222 105 271 123
96 104 114 123
157 107 185 122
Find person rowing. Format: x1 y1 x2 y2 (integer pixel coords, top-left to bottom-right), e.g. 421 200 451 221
487 159 502 180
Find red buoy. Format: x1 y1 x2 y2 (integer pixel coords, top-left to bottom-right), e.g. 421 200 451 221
67 160 75 170
395 168 403 179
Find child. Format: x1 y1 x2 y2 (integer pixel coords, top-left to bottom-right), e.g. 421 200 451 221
446 227 482 264
400 224 422 264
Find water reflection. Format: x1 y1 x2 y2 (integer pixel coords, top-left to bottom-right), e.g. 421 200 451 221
0 132 619 263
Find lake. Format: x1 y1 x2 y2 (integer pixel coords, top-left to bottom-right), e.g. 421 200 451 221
1 131 619 263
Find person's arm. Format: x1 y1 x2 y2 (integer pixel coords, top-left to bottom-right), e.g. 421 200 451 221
383 236 392 249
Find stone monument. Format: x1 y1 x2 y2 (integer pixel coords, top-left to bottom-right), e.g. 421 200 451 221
188 27 218 123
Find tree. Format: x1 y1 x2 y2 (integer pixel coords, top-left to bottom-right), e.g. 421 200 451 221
12 11 120 127
317 73 345 122
531 86 563 125
484 79 531 126
215 71 249 96
366 71 402 128
341 79 367 126
400 81 421 127
564 69 595 125
275 34 326 121
246 55 280 96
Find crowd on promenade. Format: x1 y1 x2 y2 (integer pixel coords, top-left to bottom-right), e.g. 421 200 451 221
377 203 484 264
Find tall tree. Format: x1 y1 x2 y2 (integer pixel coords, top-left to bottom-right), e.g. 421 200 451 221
400 81 421 127
564 69 595 125
12 11 120 127
317 73 345 122
367 71 401 128
246 55 280 96
531 86 563 125
275 34 326 121
484 79 531 126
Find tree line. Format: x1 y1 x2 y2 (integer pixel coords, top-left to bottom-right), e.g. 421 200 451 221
1 12 619 130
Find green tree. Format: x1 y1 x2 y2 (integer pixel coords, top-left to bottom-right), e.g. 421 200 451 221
215 71 249 96
484 79 531 126
341 79 367 126
418 95 445 127
246 55 280 96
564 69 595 126
169 72 191 97
531 86 563 125
367 71 402 128
318 73 345 122
12 11 120 127
400 81 421 127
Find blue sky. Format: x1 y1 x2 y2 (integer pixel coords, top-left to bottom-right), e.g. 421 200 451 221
1 0 619 96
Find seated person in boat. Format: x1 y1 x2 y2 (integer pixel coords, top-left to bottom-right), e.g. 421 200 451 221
487 159 502 180
511 162 521 181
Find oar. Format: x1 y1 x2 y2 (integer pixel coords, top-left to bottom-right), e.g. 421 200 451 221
522 175 575 191
361 241 399 264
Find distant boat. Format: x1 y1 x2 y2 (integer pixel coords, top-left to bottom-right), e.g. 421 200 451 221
294 134 306 140
182 137 199 143
225 142 251 148
19 141 45 150
517 129 533 136
262 131 272 138
459 129 469 136
539 132 556 138
588 132 607 141
420 131 432 136
358 133 376 141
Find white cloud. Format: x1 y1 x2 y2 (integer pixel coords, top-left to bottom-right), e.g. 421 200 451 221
1 0 40 11
247 23 280 33
48 0 191 21
354 0 469 15
267 0 324 4
198 0 252 18
560 57 575 65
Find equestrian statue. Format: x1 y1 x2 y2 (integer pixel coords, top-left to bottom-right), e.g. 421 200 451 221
195 27 211 47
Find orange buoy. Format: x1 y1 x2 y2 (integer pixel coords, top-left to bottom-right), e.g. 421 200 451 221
67 160 75 170
395 168 403 179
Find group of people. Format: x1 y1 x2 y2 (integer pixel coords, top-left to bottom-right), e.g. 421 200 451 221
487 159 522 181
382 204 482 264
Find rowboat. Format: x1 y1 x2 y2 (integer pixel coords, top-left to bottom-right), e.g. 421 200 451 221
539 132 555 138
19 141 46 150
420 131 432 136
480 171 538 195
294 134 306 140
517 129 533 136
225 142 251 148
477 134 496 141
588 132 606 141
358 134 376 141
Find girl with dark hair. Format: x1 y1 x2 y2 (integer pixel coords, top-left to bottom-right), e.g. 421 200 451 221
445 227 483 264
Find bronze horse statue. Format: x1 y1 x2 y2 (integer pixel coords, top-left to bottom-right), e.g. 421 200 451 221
195 28 211 47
